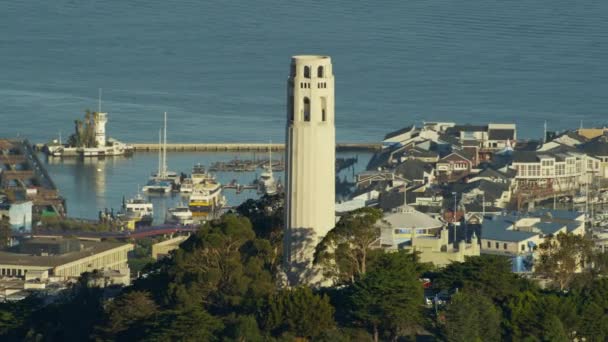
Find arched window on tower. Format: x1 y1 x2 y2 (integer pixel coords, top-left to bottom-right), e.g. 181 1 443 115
317 66 324 78
303 66 311 79
303 97 311 121
321 97 327 122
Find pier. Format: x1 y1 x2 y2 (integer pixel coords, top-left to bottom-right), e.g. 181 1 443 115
130 142 381 152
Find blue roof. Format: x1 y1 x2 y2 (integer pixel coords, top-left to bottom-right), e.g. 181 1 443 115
481 219 537 242
531 209 583 221
533 222 565 235
566 223 581 233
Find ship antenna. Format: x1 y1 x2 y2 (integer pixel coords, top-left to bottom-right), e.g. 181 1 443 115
98 88 102 113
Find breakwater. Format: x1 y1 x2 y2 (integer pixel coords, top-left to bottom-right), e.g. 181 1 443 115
131 143 381 152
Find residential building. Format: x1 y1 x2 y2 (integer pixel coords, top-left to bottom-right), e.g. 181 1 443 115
436 151 476 182
381 225 480 267
480 210 585 271
511 149 599 194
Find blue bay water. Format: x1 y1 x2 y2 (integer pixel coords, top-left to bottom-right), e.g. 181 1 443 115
2 0 608 219
2 0 608 143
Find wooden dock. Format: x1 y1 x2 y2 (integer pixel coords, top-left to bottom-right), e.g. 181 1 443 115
131 142 381 152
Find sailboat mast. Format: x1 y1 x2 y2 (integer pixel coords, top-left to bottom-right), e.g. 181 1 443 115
163 112 168 177
158 129 162 177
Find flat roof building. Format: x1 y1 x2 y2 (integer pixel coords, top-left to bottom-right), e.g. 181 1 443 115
0 237 133 283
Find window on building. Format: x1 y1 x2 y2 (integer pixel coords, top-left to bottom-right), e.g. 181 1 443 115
321 97 327 122
504 243 507 250
521 244 525 251
487 241 491 248
317 66 324 78
303 97 310 121
495 242 499 249
304 66 311 78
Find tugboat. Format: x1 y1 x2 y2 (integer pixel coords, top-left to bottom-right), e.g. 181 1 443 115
117 194 154 230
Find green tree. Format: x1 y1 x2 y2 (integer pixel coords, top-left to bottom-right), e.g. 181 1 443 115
222 314 264 342
443 290 501 342
96 291 158 340
540 314 569 342
349 250 423 342
263 286 335 339
144 306 224 342
434 255 532 303
536 233 593 290
314 207 383 284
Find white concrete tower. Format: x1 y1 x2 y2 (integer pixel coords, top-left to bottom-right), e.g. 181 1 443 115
284 55 335 285
94 90 107 148
94 112 108 147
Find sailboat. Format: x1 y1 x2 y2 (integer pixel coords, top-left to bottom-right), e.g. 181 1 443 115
142 128 172 193
152 112 180 184
259 142 278 195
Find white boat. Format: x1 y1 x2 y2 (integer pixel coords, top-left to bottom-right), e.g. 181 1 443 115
166 205 194 225
150 112 179 184
189 177 226 219
191 164 210 184
142 179 172 194
117 194 154 229
259 143 278 195
180 178 194 194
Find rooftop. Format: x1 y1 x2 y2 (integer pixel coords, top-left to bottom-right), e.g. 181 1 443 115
0 237 132 268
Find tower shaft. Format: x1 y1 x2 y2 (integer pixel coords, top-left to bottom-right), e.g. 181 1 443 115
284 55 336 285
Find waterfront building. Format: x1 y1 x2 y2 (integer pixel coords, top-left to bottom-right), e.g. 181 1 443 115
0 237 133 298
283 55 335 285
511 148 599 194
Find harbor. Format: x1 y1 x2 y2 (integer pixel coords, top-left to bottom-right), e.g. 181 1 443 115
39 150 371 223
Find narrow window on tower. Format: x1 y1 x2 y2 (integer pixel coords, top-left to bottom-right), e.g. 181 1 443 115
303 97 311 121
303 66 311 79
317 66 324 78
289 95 294 122
321 97 327 122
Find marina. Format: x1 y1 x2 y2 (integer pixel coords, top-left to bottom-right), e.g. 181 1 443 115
39 150 370 223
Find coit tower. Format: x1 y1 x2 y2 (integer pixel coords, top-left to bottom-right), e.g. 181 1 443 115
283 55 335 285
